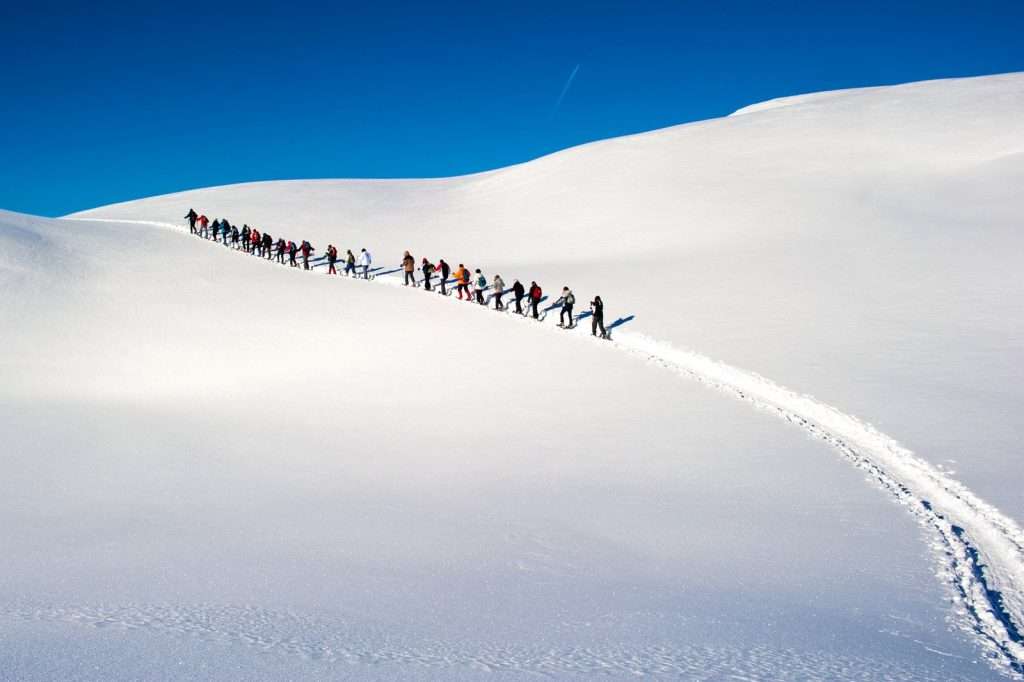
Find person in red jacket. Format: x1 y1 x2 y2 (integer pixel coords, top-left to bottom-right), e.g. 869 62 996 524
198 214 209 239
528 281 543 319
300 240 315 270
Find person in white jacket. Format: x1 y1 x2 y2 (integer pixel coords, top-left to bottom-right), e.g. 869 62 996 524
358 248 373 279
492 274 505 310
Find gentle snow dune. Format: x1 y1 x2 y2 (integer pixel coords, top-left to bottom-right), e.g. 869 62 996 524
0 73 1020 679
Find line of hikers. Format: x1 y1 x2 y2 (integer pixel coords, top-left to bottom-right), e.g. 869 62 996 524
185 208 608 337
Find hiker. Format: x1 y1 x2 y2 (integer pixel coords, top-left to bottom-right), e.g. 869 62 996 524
474 269 487 305
327 244 338 274
435 259 451 295
512 279 525 314
210 219 220 242
344 249 356 276
528 281 542 319
492 274 505 310
358 248 372 278
198 214 209 238
250 229 261 255
591 295 607 338
300 240 314 269
231 224 240 248
220 220 232 246
421 258 434 291
402 251 416 286
453 264 470 300
185 208 198 234
558 287 576 328
262 232 273 260
288 240 298 267
241 224 251 252
276 238 286 264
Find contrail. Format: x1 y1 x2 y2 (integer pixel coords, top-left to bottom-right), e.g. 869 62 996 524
552 64 580 114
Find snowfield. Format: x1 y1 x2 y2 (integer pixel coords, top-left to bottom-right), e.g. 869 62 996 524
2 73 1023 679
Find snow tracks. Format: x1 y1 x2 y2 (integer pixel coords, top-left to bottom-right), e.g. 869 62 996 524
68 217 1024 678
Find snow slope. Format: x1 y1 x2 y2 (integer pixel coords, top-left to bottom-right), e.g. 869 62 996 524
1 73 1022 679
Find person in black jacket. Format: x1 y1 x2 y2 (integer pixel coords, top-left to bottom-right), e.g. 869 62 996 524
421 258 434 291
262 232 273 260
241 225 251 252
185 208 198 234
436 259 451 295
591 296 607 338
512 279 525 315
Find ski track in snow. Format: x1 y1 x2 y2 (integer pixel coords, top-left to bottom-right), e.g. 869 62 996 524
50 218 1024 678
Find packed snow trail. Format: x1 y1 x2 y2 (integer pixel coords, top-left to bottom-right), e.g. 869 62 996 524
70 217 1024 677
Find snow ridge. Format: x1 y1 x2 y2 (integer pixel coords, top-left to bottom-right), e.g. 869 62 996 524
68 217 1024 678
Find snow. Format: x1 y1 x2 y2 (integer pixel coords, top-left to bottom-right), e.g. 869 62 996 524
2 72 1023 679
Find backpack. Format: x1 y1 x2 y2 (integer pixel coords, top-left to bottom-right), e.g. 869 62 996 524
566 293 575 306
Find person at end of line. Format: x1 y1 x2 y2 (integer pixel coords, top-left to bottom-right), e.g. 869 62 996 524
185 208 198 234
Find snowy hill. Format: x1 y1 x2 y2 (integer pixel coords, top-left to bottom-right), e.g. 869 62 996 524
2 73 1023 679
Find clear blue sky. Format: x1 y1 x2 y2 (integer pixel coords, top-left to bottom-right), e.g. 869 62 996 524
2 0 1021 216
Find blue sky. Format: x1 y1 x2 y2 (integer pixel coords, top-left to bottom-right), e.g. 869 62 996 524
2 0 1022 216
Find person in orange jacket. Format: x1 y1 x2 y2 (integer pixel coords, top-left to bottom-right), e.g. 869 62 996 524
453 264 470 300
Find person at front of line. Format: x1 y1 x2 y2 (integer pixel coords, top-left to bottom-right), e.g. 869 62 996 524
591 295 607 338
358 248 372 278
